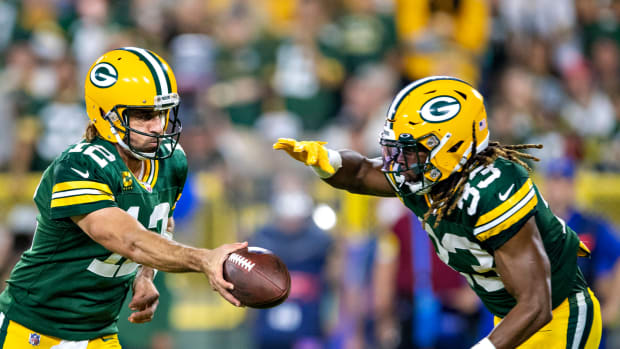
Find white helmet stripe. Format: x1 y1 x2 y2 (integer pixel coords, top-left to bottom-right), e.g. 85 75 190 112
122 47 169 95
430 132 452 159
452 133 490 173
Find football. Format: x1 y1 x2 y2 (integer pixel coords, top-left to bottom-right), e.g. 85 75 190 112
223 246 291 308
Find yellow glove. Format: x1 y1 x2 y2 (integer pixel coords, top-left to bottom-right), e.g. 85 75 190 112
273 138 337 175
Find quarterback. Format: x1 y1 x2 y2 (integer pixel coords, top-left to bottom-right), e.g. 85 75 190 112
275 76 602 349
0 47 246 349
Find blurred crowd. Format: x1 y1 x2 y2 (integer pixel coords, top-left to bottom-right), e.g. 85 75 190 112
1 0 620 348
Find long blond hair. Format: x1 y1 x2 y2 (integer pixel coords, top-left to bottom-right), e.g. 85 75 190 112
84 123 98 142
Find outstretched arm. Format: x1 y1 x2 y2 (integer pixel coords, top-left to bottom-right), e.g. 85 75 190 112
480 219 552 349
72 208 247 306
324 150 396 197
273 138 395 197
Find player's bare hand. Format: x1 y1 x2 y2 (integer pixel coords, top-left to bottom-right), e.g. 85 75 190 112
204 241 248 307
128 273 159 323
273 138 335 174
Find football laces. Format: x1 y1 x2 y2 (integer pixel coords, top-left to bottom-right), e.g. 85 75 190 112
228 253 256 271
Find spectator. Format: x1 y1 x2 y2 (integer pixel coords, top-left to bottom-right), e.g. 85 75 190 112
322 63 399 156
251 179 333 349
336 0 398 75
560 60 615 140
28 56 87 171
271 0 345 131
543 157 620 349
208 2 274 127
0 205 37 291
375 206 482 349
396 0 490 85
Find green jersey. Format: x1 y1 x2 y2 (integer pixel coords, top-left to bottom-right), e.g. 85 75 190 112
0 137 187 340
388 157 587 317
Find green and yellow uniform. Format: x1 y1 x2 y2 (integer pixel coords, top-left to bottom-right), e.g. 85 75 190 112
0 137 187 343
387 157 601 348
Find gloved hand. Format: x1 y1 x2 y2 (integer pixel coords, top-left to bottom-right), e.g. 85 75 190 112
273 138 336 175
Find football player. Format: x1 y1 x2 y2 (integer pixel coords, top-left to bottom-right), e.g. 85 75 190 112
0 47 247 349
274 76 602 349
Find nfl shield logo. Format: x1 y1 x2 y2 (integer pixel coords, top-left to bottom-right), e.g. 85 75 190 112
29 333 41 346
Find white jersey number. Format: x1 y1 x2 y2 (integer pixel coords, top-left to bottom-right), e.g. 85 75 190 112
423 221 504 292
87 203 170 278
69 142 116 168
457 164 502 216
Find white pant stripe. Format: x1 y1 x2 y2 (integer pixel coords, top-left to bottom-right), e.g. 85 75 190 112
0 312 5 329
50 339 89 349
571 291 587 349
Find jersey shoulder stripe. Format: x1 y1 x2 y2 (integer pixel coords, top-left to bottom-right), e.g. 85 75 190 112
473 178 539 243
51 193 115 208
46 140 121 219
474 187 538 241
476 178 533 227
53 181 113 195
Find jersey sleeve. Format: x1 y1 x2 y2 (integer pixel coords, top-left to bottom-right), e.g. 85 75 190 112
49 154 118 219
470 161 538 251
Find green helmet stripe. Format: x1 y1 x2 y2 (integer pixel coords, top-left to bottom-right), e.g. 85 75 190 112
120 47 168 95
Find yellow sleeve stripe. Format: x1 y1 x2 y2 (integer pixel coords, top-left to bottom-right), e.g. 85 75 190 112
474 189 538 241
172 193 182 210
578 241 591 257
476 179 533 227
51 194 115 208
53 181 113 195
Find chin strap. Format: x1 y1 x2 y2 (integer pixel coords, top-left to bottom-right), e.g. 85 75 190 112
103 108 158 160
108 123 154 160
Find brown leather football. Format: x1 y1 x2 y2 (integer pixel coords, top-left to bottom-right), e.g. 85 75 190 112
223 246 291 308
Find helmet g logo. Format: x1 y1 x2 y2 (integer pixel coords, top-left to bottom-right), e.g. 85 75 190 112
90 63 118 88
419 96 461 123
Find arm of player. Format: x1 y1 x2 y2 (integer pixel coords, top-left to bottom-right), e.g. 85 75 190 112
484 219 552 348
128 265 159 323
273 138 395 197
126 216 175 323
72 208 247 306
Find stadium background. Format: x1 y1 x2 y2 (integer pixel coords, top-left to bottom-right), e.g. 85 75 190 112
0 0 619 348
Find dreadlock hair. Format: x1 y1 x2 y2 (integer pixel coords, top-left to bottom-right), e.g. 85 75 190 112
423 122 543 227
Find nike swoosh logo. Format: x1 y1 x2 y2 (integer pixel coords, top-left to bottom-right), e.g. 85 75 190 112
498 184 515 201
71 167 89 178
101 336 115 342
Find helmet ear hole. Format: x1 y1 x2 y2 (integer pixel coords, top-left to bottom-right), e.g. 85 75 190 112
448 141 464 153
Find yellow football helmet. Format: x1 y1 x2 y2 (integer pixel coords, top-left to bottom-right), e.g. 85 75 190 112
84 47 182 159
380 76 489 195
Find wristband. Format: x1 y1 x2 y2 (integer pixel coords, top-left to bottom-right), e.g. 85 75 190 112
471 338 495 349
311 149 342 178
